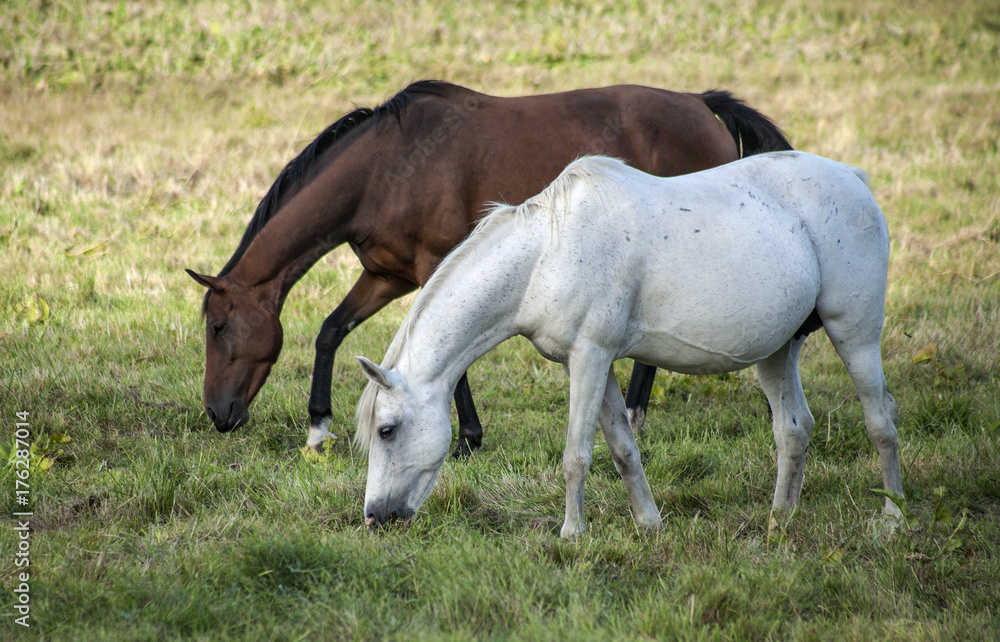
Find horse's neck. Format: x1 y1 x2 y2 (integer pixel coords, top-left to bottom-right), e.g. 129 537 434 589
226 138 373 305
396 223 536 392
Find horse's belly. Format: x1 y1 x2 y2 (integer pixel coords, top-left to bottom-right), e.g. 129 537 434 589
623 272 819 373
625 329 787 375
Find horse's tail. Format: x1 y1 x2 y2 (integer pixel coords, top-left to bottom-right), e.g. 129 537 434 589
700 90 793 157
847 166 870 187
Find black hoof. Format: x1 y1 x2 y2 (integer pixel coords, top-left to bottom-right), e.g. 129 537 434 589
451 436 481 459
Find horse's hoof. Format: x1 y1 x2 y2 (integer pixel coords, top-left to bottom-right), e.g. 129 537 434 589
559 522 585 538
451 435 481 459
627 407 646 434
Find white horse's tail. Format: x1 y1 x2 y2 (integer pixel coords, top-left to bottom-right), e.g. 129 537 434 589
846 165 870 187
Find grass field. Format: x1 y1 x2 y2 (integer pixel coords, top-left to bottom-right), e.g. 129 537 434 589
2 0 999 638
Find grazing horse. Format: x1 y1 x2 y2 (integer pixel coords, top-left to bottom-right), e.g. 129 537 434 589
186 80 792 456
355 152 904 536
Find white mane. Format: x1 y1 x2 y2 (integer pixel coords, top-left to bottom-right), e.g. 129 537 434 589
354 156 626 450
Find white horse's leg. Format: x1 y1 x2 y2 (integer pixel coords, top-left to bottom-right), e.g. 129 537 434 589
755 336 815 509
597 366 661 530
822 322 904 520
560 347 613 538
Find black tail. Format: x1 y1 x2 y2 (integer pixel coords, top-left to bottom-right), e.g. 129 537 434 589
701 90 793 157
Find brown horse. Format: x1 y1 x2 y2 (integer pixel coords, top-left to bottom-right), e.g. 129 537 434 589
187 80 791 456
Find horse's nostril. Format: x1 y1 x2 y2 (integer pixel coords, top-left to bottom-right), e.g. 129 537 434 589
206 407 217 423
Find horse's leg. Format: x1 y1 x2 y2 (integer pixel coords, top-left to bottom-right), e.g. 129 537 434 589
451 371 483 459
306 270 415 450
822 320 904 521
560 345 613 537
624 361 657 433
755 336 815 509
598 366 661 530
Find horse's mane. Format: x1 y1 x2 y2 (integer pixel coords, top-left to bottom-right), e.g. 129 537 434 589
353 205 523 451
212 79 456 279
354 155 627 451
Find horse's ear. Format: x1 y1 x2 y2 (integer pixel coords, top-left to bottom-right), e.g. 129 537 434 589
186 269 227 293
356 356 401 391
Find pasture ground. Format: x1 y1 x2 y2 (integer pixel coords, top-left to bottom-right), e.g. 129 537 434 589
2 0 999 639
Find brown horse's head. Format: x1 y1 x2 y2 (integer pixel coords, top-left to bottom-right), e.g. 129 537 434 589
186 270 283 432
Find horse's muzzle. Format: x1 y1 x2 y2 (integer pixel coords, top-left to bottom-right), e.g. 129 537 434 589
205 401 250 433
364 503 415 528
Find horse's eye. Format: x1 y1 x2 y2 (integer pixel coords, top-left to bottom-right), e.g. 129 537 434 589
377 424 396 441
212 322 227 337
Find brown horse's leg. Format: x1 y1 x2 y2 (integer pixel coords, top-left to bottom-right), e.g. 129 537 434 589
452 371 483 458
624 362 657 433
308 270 415 442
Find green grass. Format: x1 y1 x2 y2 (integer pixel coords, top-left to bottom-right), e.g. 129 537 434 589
2 0 999 638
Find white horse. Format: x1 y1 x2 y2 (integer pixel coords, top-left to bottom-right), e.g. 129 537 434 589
354 151 904 537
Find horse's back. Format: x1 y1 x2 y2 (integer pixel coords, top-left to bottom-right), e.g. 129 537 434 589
521 152 886 373
373 83 736 210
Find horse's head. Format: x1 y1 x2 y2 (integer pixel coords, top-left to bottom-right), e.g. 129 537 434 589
186 270 284 432
355 356 452 527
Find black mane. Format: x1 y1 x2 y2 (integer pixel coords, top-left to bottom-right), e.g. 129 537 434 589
215 80 455 278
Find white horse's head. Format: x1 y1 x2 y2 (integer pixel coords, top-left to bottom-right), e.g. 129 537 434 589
355 356 453 527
